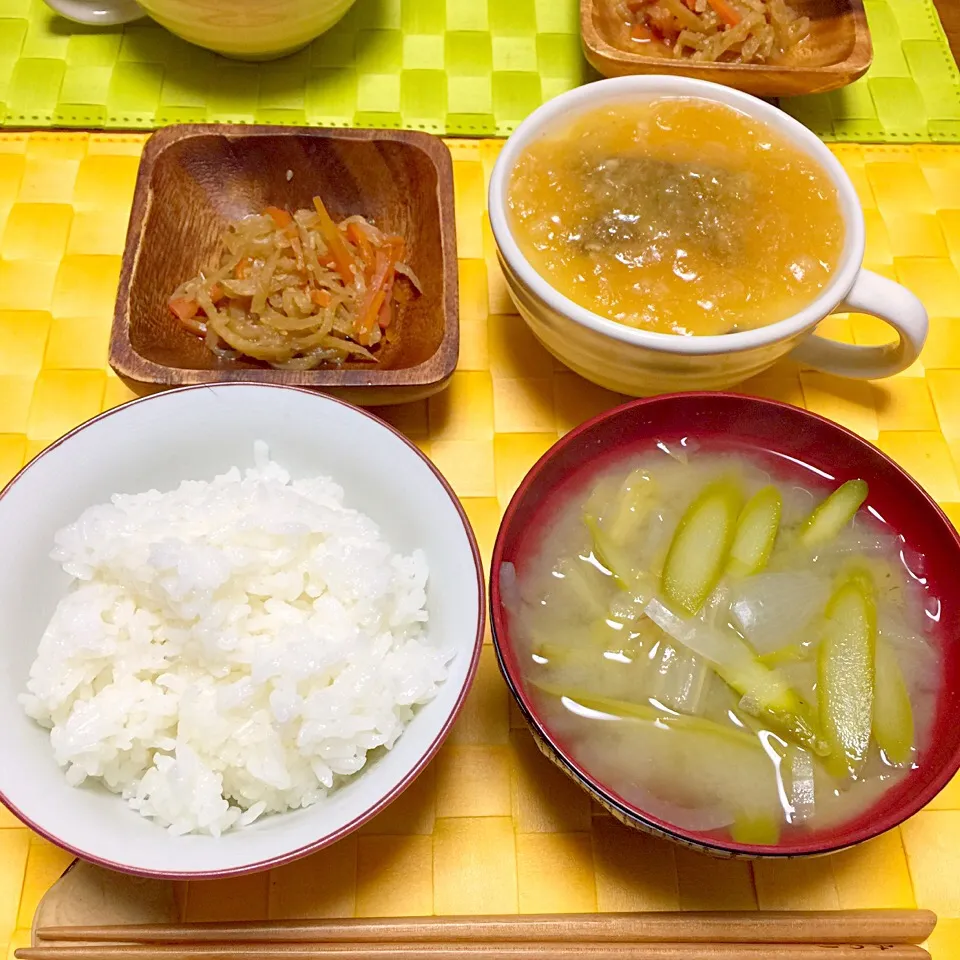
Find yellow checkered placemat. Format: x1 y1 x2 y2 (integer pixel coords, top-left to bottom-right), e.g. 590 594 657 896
1 133 960 959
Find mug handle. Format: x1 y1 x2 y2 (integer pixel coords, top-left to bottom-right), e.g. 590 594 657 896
43 0 145 25
789 268 928 379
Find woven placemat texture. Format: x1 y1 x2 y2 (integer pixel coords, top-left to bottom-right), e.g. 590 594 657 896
0 0 953 140
0 133 959 959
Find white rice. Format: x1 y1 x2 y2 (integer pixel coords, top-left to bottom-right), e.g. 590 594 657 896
20 442 450 836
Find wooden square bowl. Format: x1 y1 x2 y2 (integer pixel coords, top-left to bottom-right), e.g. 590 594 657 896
581 0 872 97
111 126 458 406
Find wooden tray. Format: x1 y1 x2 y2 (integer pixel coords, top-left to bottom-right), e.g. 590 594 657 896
581 0 873 97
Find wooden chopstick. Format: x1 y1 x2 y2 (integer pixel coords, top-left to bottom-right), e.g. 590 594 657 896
14 943 932 960
33 909 938 946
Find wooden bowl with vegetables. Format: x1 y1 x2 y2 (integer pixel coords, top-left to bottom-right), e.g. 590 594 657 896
111 126 458 407
490 393 960 858
581 0 872 97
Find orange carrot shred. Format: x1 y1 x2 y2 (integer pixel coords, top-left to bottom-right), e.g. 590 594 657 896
379 298 393 330
630 23 655 39
312 196 357 284
355 251 393 344
346 222 374 266
169 297 199 322
264 206 293 229
384 235 406 260
378 267 397 330
707 0 740 26
208 283 224 303
311 288 332 307
360 292 388 345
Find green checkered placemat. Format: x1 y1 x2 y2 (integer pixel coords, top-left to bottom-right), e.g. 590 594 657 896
0 0 956 140
783 0 960 142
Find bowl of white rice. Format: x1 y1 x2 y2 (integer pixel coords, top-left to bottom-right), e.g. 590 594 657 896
0 383 484 877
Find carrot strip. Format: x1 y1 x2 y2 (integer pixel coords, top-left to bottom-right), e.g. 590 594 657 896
264 206 293 229
169 297 199 322
311 288 332 307
355 251 393 345
208 283 225 303
378 268 397 329
361 291 388 344
707 0 740 26
346 222 374 267
312 196 357 283
631 23 655 39
384 235 406 260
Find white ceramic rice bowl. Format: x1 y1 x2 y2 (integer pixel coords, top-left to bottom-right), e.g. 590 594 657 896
0 383 484 878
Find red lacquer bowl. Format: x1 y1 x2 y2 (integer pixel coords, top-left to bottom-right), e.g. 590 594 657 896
490 392 960 858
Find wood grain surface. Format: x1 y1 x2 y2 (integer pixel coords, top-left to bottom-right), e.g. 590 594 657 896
34 911 939 945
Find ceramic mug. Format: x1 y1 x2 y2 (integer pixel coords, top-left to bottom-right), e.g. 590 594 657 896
488 76 929 397
42 0 356 59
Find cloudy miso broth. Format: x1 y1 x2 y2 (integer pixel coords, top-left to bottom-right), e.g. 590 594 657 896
507 98 845 336
502 442 940 846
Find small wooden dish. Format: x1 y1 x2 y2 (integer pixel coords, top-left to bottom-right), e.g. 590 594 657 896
111 126 458 406
581 0 872 97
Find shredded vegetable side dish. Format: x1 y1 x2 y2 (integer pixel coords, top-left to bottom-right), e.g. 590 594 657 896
616 0 810 63
168 198 422 368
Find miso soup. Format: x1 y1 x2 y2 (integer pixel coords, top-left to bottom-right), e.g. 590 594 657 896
502 442 940 846
507 98 845 337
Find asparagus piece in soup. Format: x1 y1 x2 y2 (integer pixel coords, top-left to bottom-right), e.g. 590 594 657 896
726 485 782 578
661 478 742 615
800 478 869 548
873 639 916 765
818 577 876 778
